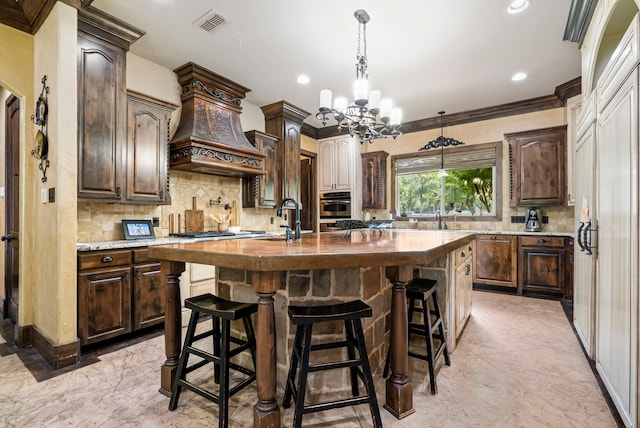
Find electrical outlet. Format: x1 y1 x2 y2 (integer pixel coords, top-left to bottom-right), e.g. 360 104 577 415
542 216 549 224
510 215 525 223
40 188 47 204
270 217 274 224
48 187 55 203
152 217 160 227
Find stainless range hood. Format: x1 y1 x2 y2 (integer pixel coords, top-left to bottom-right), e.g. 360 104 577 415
169 62 266 177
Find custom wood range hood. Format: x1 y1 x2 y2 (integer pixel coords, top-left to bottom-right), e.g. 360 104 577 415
169 62 266 177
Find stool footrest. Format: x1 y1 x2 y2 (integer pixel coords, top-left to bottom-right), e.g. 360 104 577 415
302 396 374 415
307 360 364 373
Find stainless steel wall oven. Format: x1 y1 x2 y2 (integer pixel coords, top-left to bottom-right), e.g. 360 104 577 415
319 192 351 218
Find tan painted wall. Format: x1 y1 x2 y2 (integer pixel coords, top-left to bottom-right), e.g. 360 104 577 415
32 2 78 344
360 108 574 233
0 22 35 328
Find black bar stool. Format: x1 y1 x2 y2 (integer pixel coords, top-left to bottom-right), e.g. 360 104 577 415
283 300 382 428
169 293 257 428
383 278 450 394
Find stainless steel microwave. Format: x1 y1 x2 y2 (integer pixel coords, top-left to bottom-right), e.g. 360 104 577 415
319 192 351 218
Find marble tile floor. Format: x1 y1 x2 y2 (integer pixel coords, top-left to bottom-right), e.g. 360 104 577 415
0 291 620 427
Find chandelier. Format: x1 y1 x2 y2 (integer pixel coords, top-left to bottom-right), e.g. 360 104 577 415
316 9 402 144
418 111 465 177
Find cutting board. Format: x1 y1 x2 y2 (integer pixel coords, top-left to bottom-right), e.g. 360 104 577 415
184 197 204 233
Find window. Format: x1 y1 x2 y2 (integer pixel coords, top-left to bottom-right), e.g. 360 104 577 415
392 142 502 220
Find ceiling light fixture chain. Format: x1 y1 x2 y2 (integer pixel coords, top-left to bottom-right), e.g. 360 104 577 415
317 9 402 144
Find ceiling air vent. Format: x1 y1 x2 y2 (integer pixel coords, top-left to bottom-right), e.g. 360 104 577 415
193 9 227 33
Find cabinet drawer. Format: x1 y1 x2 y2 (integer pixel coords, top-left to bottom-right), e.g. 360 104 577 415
78 250 131 270
519 236 565 248
454 245 473 266
133 248 157 264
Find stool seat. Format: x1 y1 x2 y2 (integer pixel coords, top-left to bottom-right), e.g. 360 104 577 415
186 293 258 321
169 293 257 428
383 277 450 394
284 300 382 428
288 300 372 324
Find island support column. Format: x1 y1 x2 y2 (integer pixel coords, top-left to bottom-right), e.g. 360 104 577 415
160 261 186 396
251 271 281 427
384 266 416 419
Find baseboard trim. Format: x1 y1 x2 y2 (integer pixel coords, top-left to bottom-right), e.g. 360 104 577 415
14 323 32 347
31 326 80 370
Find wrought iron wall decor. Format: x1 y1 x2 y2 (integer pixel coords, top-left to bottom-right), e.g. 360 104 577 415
31 75 50 182
418 111 465 177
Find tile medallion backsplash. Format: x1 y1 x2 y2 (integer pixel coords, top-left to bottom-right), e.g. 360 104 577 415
77 171 281 242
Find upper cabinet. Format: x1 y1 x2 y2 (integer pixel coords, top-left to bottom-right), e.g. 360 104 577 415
126 91 177 205
261 101 310 203
566 95 582 206
242 130 280 208
318 136 353 192
77 7 144 203
507 125 567 207
361 151 388 210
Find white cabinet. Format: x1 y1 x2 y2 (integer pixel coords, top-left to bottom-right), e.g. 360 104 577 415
179 263 216 325
318 136 353 192
451 243 473 352
566 94 582 206
595 68 638 428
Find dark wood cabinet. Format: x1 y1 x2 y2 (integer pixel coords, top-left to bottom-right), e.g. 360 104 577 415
242 130 280 208
77 247 164 346
518 235 567 298
362 151 388 210
473 234 518 288
261 101 310 204
126 91 177 205
77 8 143 202
507 126 567 207
77 31 126 201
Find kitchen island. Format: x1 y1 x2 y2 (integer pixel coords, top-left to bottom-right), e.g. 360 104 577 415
149 229 474 427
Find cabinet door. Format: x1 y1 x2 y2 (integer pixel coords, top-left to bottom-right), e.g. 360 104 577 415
519 247 565 296
78 266 131 345
455 257 472 338
318 140 336 192
77 31 126 201
133 263 165 330
126 94 174 204
507 126 567 206
243 131 280 208
595 69 638 426
334 137 352 191
473 235 517 288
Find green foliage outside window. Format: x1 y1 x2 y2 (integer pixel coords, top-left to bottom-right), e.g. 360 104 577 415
397 167 493 217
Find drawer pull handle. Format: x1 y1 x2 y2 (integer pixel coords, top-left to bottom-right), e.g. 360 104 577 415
537 239 546 244
101 256 113 263
460 251 465 257
490 236 497 240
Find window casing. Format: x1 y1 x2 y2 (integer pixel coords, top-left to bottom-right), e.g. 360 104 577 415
391 142 502 220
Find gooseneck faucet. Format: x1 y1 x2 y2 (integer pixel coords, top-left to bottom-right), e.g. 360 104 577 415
435 209 442 230
276 197 301 241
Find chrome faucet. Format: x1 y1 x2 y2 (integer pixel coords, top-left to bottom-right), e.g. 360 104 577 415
435 209 442 230
276 197 301 241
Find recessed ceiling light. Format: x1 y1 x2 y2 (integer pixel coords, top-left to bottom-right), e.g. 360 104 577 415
512 72 528 81
297 75 310 85
508 0 531 14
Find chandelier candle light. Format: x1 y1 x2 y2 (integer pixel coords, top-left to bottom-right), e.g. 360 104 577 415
317 9 402 144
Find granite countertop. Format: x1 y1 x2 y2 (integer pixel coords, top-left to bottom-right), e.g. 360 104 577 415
77 228 573 252
76 230 314 252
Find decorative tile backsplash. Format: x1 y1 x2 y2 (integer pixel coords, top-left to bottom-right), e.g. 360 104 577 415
77 170 281 243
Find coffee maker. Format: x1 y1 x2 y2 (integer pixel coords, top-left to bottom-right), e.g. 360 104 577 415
525 208 542 232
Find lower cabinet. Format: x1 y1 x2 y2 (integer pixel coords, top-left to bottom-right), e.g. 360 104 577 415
473 234 518 288
453 244 473 339
77 248 164 346
518 236 566 297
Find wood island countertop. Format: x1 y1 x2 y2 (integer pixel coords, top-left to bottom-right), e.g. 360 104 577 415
149 229 475 427
148 229 475 273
